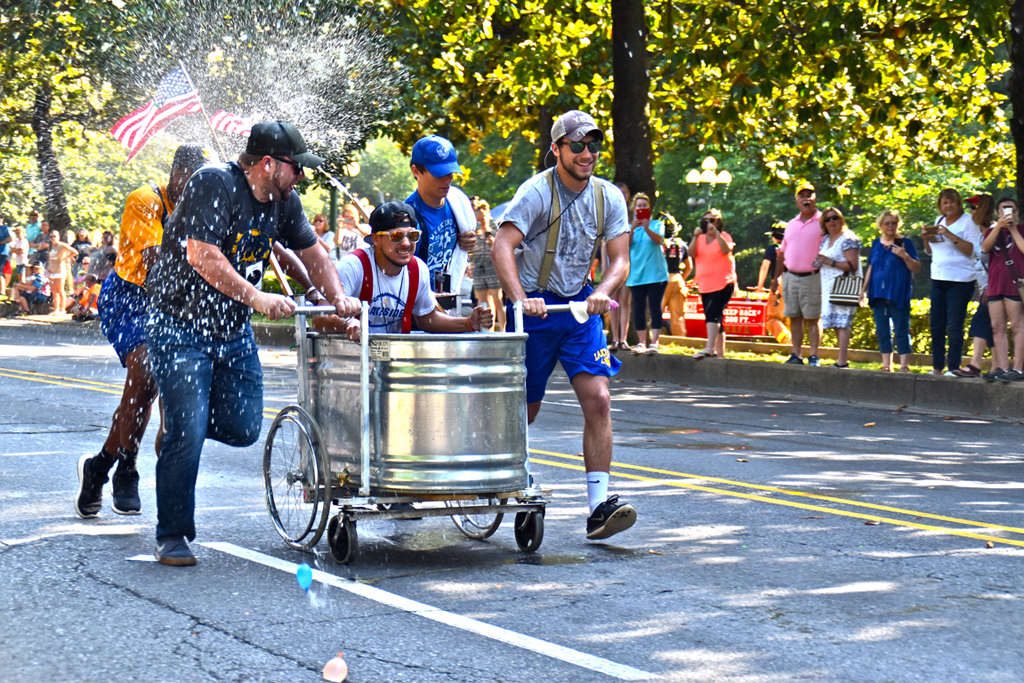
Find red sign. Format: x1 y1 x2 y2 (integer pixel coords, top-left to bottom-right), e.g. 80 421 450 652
683 295 769 338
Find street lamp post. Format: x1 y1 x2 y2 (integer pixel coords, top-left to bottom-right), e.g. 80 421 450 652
685 156 733 210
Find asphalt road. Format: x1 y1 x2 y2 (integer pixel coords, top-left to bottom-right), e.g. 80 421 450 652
1 322 1022 682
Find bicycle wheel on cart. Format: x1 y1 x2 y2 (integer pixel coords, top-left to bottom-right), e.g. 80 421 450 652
263 405 331 551
447 497 506 540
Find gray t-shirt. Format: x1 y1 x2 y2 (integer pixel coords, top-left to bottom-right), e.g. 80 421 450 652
500 170 628 298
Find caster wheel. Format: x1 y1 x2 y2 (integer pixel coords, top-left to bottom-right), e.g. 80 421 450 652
514 510 544 553
327 515 359 564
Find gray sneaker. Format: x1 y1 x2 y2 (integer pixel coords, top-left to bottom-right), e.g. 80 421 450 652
154 536 197 566
997 369 1024 382
982 368 1008 381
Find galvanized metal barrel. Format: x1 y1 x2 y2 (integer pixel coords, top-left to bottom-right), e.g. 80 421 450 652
309 333 529 495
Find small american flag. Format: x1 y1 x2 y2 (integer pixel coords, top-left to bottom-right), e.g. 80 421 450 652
110 68 203 163
209 110 251 137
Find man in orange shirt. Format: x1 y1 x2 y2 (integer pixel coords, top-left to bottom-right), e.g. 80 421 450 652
75 144 211 519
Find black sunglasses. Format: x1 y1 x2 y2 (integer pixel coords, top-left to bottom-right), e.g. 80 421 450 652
271 156 303 174
824 215 841 223
558 140 602 154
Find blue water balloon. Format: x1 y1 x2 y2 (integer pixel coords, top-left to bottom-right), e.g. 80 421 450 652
296 563 313 591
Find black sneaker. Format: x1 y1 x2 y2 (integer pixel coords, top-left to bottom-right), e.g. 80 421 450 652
807 355 820 366
112 449 141 515
784 354 804 365
586 495 637 540
997 369 1024 382
154 536 197 566
75 450 115 519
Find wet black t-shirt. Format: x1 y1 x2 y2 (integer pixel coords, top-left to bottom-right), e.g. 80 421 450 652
148 162 317 336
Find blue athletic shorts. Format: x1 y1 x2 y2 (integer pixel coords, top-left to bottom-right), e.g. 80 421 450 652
506 286 620 404
99 272 148 367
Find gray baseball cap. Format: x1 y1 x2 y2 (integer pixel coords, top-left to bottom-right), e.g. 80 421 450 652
550 110 604 143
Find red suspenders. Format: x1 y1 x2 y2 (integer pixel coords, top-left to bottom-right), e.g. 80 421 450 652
353 248 420 333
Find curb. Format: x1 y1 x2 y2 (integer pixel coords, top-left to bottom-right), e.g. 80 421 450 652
612 350 1024 419
3 318 1019 419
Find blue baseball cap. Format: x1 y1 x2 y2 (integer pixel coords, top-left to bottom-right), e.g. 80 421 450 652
411 135 461 177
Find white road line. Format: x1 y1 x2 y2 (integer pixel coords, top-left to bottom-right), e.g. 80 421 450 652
202 542 658 681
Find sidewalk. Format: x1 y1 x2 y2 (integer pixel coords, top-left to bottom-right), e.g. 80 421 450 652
3 316 1020 419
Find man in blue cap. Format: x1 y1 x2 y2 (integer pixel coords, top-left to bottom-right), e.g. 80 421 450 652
405 135 477 305
145 121 361 566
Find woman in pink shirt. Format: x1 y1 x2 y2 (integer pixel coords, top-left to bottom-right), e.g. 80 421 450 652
688 209 737 359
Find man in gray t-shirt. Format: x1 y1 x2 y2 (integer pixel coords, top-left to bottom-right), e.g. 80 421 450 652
492 109 636 542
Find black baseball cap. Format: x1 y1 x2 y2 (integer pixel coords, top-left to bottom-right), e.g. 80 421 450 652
369 201 418 233
245 121 324 168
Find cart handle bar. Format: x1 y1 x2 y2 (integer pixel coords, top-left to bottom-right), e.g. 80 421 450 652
293 305 340 316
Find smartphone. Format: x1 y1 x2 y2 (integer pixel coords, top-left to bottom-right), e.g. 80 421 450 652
636 207 651 221
1004 207 1014 217
893 238 904 248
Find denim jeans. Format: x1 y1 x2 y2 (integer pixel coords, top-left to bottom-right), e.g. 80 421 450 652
871 300 912 355
930 279 975 372
148 311 263 541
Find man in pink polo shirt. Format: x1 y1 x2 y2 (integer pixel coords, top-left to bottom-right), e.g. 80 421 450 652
773 183 823 365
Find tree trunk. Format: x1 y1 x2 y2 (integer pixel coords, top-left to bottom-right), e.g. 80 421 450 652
535 104 554 173
1012 0 1024 208
31 83 71 235
611 0 656 206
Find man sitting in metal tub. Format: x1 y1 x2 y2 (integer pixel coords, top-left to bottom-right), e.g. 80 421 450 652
314 201 492 339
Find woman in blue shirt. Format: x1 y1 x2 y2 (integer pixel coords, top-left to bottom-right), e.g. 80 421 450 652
626 193 669 354
860 210 921 372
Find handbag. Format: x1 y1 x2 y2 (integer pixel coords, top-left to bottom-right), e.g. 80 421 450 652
829 271 863 307
1002 251 1024 300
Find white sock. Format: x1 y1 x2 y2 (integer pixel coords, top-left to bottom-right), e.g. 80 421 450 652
586 471 609 514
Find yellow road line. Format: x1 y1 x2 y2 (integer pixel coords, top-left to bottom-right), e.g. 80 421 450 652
531 458 1024 549
531 448 1024 537
0 366 123 390
0 370 122 396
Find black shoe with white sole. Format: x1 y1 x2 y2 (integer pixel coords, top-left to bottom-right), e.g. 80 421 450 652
75 450 115 519
586 495 637 540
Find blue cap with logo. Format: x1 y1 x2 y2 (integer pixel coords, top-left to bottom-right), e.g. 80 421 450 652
411 135 461 177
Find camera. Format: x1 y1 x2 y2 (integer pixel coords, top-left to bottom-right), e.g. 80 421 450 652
698 218 709 234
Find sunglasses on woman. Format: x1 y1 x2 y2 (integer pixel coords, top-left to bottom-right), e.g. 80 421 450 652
824 215 841 223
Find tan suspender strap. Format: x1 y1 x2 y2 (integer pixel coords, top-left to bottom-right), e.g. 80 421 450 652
536 169 561 292
590 179 605 264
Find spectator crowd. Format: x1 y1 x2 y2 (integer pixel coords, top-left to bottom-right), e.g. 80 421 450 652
3 160 1020 381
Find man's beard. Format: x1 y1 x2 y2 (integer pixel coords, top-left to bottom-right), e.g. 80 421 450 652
559 153 593 183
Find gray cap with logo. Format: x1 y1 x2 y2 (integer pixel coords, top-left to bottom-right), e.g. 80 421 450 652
550 110 604 143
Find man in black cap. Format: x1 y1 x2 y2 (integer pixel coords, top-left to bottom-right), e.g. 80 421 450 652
145 121 361 566
492 110 636 541
314 201 492 339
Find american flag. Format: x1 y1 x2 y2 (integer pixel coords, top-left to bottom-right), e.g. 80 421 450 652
110 68 203 163
210 110 251 137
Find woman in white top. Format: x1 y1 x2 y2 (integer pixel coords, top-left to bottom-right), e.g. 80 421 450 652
922 188 982 375
816 207 861 368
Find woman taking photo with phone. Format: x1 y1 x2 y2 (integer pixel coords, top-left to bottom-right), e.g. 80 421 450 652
861 210 920 372
980 198 1024 381
689 209 736 359
923 188 982 375
627 193 669 354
